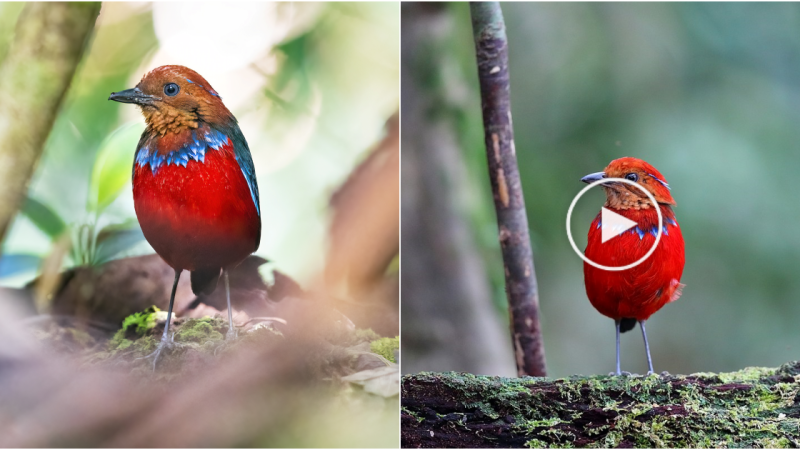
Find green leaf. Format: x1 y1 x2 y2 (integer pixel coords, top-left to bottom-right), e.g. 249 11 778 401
93 221 146 264
88 122 144 213
20 196 67 238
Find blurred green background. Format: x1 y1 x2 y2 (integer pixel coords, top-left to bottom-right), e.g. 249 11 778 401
402 2 800 378
0 2 399 288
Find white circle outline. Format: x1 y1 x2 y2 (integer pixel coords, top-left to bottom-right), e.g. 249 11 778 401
566 177 663 271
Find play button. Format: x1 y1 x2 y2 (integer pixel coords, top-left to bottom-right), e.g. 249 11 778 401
566 177 664 271
600 207 638 244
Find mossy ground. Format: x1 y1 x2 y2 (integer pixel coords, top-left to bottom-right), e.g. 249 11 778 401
402 364 800 448
33 307 399 390
16 305 399 447
370 336 399 363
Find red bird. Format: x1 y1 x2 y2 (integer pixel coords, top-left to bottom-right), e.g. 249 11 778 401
109 65 260 365
582 157 684 375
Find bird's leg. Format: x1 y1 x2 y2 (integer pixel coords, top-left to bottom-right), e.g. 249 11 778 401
639 319 654 375
224 270 237 340
615 320 621 376
138 269 181 370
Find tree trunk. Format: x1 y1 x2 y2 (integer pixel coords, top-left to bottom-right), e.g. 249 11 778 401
402 364 800 448
470 1 546 378
400 2 516 376
0 2 101 242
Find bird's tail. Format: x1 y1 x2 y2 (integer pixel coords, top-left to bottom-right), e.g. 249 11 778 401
191 267 221 295
620 318 637 333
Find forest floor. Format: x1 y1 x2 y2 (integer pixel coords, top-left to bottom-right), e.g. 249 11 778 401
2 304 399 447
37 306 399 386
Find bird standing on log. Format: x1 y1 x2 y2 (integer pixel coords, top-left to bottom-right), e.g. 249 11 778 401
582 157 684 375
109 65 261 366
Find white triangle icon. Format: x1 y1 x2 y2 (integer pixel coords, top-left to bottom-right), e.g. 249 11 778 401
601 207 638 244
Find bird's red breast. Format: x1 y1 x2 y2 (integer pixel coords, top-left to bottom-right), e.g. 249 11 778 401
582 157 685 321
584 206 685 320
133 126 260 272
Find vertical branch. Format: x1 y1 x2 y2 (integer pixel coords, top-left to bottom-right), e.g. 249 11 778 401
469 2 546 377
0 2 101 243
401 2 516 375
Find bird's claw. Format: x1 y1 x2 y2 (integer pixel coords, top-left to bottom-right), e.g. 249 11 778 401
136 342 169 371
211 328 237 357
226 327 238 341
135 332 177 371
608 371 634 377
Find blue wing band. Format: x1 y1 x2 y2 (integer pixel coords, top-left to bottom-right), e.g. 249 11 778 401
596 217 678 240
134 126 260 217
135 128 227 172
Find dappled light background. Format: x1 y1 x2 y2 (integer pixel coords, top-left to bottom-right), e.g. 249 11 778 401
0 2 399 288
403 2 800 378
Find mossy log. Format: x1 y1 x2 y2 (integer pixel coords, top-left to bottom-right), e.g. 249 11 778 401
401 364 800 448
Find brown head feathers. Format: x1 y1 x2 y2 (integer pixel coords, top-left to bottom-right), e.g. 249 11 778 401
600 157 676 210
110 65 234 136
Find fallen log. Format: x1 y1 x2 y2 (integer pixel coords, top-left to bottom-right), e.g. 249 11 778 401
402 364 800 448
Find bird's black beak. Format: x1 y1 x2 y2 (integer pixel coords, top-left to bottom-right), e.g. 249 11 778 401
581 171 607 184
108 87 158 106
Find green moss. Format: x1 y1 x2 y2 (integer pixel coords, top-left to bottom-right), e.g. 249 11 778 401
107 328 131 351
106 329 156 355
106 307 165 355
402 406 424 423
174 317 224 343
114 337 133 351
517 416 561 434
120 306 161 336
598 431 622 448
355 328 381 343
133 335 157 353
370 336 399 363
713 366 776 383
405 365 800 448
759 437 791 448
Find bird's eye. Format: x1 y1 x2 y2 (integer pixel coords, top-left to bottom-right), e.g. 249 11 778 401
164 83 180 97
625 173 639 182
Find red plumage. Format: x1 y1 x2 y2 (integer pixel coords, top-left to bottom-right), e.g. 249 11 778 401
581 157 685 374
133 136 259 273
584 206 685 321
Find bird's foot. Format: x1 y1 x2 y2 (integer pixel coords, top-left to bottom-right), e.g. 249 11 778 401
210 328 238 357
135 333 176 371
226 326 238 341
608 371 634 377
